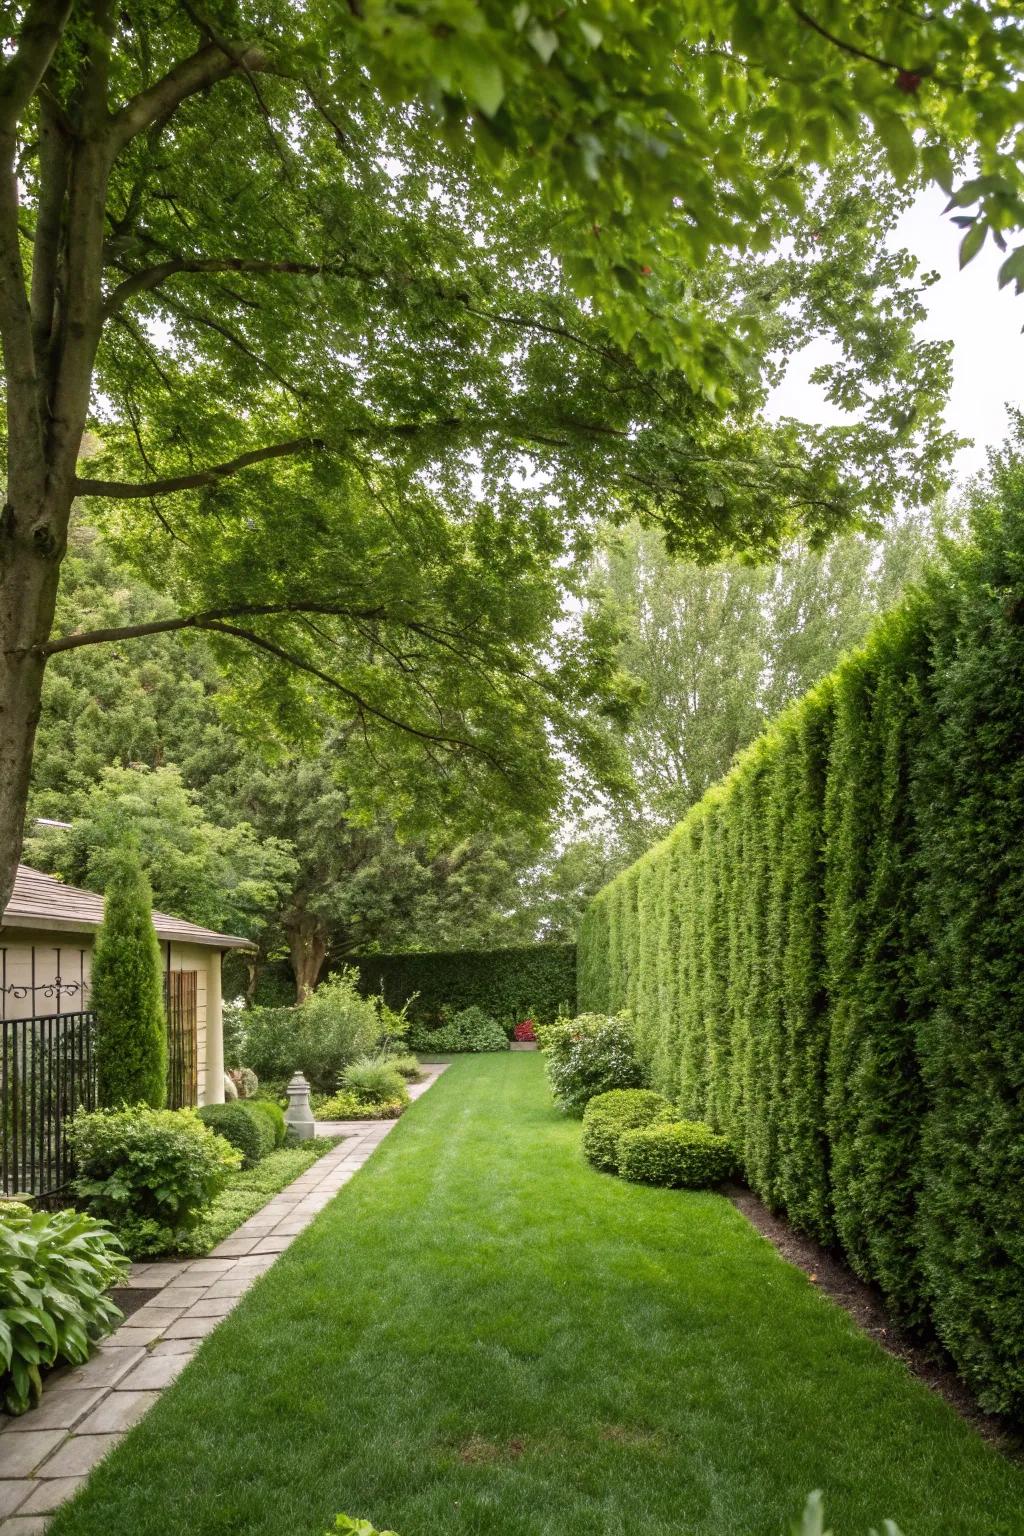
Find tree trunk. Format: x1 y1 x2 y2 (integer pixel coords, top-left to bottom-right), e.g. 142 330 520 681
0 515 64 915
283 904 329 1001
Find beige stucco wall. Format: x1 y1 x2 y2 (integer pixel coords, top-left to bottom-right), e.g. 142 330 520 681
0 927 225 1107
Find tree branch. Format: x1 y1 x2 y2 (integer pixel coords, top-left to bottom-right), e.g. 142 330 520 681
40 599 390 654
74 435 325 497
0 0 72 135
110 40 268 153
103 256 343 316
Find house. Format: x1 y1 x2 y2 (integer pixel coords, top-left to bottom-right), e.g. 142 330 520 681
0 864 254 1107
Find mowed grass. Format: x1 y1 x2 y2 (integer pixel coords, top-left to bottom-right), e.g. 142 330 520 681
52 1055 1024 1536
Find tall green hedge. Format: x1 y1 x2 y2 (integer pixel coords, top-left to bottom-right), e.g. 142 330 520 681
578 469 1024 1418
349 944 576 1025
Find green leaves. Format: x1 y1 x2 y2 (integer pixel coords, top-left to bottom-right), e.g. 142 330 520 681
331 1516 399 1536
0 1208 129 1416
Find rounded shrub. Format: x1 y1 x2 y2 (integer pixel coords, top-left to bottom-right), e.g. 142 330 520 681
617 1121 734 1188
198 1101 274 1167
545 1013 646 1116
296 972 382 1092
69 1105 241 1254
582 1089 677 1172
247 1098 286 1148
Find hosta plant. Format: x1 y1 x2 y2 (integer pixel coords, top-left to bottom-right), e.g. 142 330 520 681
0 1207 129 1415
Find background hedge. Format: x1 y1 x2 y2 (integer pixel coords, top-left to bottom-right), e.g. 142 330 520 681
578 465 1024 1419
348 944 577 1025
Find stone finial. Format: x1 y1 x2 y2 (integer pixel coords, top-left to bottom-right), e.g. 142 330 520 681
284 1071 315 1140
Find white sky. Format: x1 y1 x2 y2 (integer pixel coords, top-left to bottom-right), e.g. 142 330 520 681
768 187 1024 487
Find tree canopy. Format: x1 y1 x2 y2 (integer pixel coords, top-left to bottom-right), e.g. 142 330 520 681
2 0 1021 911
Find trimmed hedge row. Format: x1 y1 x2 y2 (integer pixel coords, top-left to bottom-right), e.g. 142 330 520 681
349 944 576 1025
578 473 1024 1417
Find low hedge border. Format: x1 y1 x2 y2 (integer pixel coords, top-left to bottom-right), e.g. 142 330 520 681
617 1121 735 1189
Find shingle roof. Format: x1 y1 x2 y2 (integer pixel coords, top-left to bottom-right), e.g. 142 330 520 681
2 865 254 950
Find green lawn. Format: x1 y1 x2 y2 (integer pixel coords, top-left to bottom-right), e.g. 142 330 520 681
52 1055 1024 1536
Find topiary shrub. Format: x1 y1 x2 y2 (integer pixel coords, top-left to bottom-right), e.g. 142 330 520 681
69 1104 240 1255
247 1098 286 1148
617 1120 734 1189
198 1101 275 1167
408 1005 508 1054
0 1207 129 1415
582 1089 677 1172
545 1013 646 1116
91 847 167 1108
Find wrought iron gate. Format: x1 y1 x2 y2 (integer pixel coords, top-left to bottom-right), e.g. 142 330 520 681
0 1010 96 1200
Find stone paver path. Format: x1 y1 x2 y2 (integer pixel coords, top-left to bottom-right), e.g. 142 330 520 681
0 1065 447 1532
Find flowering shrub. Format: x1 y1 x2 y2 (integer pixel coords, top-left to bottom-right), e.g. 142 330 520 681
545 1013 646 1116
513 1019 537 1042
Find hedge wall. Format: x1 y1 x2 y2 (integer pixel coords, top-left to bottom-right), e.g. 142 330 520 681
349 944 576 1025
578 475 1024 1418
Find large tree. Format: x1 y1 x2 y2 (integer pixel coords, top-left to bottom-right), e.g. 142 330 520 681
1 0 1019 911
586 511 943 860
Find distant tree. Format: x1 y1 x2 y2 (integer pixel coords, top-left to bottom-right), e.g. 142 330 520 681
25 763 298 942
91 848 167 1108
590 514 943 860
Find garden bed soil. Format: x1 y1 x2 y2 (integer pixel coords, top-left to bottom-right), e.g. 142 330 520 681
108 1284 163 1319
726 1183 1024 1458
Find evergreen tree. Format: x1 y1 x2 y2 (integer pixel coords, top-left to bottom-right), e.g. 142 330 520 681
91 849 167 1109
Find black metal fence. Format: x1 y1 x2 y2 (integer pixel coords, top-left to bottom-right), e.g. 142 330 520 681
1 1010 96 1202
1 968 201 1200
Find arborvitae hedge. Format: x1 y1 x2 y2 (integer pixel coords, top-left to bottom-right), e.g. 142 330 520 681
578 468 1024 1418
349 943 577 1026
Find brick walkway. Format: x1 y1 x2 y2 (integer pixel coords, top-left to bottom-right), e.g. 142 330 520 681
0 1065 447 1532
